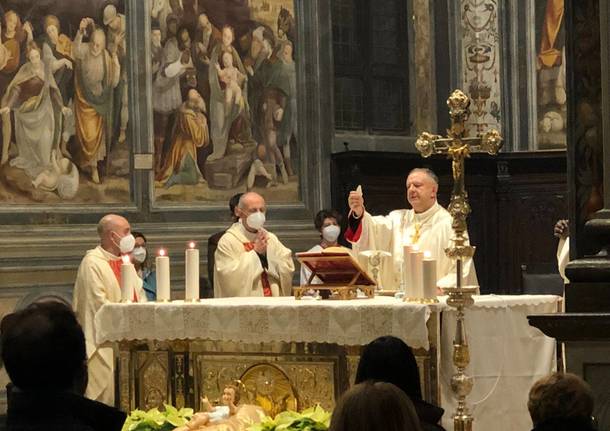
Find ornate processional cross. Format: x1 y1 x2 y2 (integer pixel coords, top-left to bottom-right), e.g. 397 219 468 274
414 89 502 431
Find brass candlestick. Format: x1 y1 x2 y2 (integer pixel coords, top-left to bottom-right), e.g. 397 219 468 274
415 89 502 431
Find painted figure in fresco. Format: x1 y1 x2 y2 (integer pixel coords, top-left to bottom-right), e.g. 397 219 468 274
192 13 220 107
103 4 128 145
32 149 79 199
216 50 246 111
0 11 33 165
151 24 163 78
277 7 296 46
73 20 121 184
151 0 183 41
257 41 296 184
152 14 191 173
207 26 251 162
41 15 74 158
536 0 566 146
0 42 70 179
156 88 208 187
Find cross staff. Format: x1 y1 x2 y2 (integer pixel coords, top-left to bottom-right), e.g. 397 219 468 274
415 89 502 266
414 89 502 431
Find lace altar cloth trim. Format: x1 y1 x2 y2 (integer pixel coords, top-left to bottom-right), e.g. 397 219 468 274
95 296 433 349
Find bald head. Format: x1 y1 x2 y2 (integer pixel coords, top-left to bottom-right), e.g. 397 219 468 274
97 214 130 255
237 192 266 232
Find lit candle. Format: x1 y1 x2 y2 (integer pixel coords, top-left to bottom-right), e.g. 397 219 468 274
156 248 170 301
120 254 134 302
409 246 424 298
422 251 437 299
402 244 413 293
185 241 199 301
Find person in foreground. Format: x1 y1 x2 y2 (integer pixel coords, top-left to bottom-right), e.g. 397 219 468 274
73 214 146 405
355 335 445 431
2 300 126 431
214 192 294 297
329 381 423 431
346 168 477 290
528 372 597 431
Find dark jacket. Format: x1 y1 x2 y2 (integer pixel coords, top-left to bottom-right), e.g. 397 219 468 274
414 398 446 431
6 389 126 431
532 417 597 431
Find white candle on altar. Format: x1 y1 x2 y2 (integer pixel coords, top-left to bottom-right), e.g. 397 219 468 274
156 248 170 301
402 244 413 293
120 254 134 302
410 246 424 298
185 241 199 301
422 251 437 299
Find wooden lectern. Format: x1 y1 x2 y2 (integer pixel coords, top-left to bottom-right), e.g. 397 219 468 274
294 251 376 300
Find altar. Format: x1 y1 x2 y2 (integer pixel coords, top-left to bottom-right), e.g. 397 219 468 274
95 294 560 431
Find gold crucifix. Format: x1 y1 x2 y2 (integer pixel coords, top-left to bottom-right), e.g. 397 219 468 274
414 89 502 431
415 89 502 264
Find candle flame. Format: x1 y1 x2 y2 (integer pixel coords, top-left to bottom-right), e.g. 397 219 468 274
188 241 196 249
424 250 432 259
121 254 131 264
158 248 166 257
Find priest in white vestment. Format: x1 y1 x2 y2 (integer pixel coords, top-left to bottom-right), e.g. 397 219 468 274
73 214 146 406
214 192 294 297
554 219 570 283
346 168 477 291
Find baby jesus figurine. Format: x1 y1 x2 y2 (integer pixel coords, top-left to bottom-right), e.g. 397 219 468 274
178 385 240 430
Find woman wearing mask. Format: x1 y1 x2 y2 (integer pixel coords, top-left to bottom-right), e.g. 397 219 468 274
300 209 343 285
132 232 157 301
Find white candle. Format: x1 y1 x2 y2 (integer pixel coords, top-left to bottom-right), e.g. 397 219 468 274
422 251 437 299
156 248 170 301
402 244 413 293
409 246 424 298
185 241 199 301
120 254 134 302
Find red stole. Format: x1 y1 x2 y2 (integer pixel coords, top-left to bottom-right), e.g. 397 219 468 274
243 242 272 297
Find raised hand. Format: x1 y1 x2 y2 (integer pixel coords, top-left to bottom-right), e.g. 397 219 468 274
348 185 364 218
253 229 268 254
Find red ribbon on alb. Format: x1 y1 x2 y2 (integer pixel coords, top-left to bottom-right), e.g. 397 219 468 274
243 242 272 297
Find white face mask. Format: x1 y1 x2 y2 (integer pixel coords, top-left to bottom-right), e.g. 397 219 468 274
245 211 266 231
322 225 341 243
114 233 136 254
132 246 147 263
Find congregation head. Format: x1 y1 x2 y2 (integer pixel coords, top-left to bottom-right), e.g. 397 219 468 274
1 298 87 394
329 381 423 431
355 335 423 401
406 168 439 213
528 372 595 430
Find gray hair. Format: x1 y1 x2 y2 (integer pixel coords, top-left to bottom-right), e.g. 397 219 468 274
407 168 438 185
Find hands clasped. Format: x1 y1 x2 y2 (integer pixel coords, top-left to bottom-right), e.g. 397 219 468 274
253 229 268 254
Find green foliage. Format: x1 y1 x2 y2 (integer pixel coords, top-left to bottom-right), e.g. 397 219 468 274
248 405 331 431
122 405 194 431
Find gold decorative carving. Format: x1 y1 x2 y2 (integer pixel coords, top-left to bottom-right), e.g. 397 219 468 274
346 355 360 387
137 352 169 410
240 363 298 417
119 349 131 413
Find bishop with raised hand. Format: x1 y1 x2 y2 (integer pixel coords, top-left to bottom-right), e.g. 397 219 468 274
214 192 294 297
346 168 478 291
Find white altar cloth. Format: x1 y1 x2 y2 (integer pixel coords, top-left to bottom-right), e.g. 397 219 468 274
95 294 560 431
440 294 560 431
95 296 433 349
